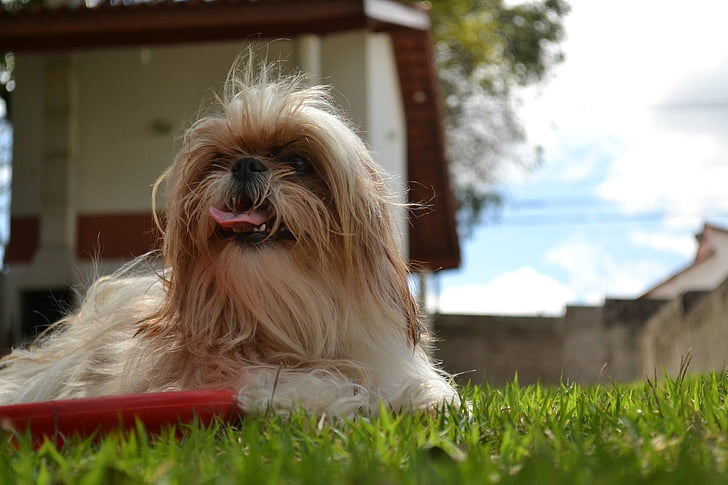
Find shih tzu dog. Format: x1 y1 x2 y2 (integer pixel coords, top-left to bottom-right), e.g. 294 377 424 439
0 57 458 416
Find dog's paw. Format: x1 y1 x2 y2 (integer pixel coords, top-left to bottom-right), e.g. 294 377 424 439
235 367 378 417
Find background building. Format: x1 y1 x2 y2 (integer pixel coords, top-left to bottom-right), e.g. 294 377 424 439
0 0 460 347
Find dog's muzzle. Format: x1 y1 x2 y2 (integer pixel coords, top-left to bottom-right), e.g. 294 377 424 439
231 157 267 183
209 157 294 245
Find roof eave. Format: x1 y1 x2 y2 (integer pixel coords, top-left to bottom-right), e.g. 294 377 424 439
364 0 429 31
0 0 427 53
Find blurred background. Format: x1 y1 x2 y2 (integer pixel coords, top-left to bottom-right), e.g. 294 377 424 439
2 0 728 387
434 0 728 316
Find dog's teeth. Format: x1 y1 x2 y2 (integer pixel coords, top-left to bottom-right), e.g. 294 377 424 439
251 224 266 233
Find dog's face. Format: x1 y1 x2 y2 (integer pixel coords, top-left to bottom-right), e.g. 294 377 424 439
199 127 334 255
207 150 322 246
149 66 420 358
159 74 392 268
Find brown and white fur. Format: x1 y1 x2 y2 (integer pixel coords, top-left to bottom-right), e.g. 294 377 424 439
0 59 458 416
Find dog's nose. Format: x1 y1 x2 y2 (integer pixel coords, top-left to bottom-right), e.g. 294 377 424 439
231 157 267 181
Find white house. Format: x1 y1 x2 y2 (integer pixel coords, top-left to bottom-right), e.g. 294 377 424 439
642 223 728 299
0 0 460 346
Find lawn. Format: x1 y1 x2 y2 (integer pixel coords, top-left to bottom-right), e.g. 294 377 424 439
3 368 728 484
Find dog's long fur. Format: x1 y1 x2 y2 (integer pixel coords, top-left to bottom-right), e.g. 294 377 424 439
0 58 458 416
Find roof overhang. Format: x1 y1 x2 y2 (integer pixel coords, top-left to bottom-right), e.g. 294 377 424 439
0 0 429 52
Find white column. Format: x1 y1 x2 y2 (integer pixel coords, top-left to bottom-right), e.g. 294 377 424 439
27 54 77 286
296 35 322 85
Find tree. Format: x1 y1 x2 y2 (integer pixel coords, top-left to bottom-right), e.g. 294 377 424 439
1 52 14 120
412 0 569 234
2 0 40 119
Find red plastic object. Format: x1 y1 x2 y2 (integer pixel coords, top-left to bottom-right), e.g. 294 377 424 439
0 390 241 446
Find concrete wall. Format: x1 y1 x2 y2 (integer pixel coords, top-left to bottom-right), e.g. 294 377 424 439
434 309 615 386
434 313 565 386
561 305 607 384
434 300 670 387
641 277 728 377
601 299 667 382
433 283 728 388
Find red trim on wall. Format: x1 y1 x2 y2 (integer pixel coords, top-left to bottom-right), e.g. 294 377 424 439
4 217 40 264
76 213 161 260
4 213 161 264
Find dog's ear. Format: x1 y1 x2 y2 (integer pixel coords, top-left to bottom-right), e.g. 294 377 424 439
326 135 424 347
401 261 424 346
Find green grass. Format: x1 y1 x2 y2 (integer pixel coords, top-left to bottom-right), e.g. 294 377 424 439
4 370 728 484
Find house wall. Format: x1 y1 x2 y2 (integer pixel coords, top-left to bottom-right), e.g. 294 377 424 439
74 43 251 214
13 36 407 219
3 54 81 346
72 36 406 214
2 34 410 345
646 231 728 299
8 55 43 217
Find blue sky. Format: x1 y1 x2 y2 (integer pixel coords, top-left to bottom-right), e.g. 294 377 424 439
434 0 728 315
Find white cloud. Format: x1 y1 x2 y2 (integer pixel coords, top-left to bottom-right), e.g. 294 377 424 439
435 235 678 316
520 0 728 228
629 230 696 258
596 131 728 228
434 267 574 316
545 236 673 301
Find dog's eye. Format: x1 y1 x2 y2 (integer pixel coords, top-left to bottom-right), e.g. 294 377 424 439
208 153 229 170
211 153 228 162
286 154 312 174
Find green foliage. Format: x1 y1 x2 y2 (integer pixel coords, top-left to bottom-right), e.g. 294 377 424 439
4 372 728 484
2 0 42 114
429 0 569 97
1 0 38 110
409 0 569 235
0 0 42 12
0 53 14 118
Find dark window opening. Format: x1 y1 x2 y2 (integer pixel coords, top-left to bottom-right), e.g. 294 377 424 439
20 288 74 343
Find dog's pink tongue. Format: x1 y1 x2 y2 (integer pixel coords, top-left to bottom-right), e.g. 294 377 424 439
209 207 267 228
